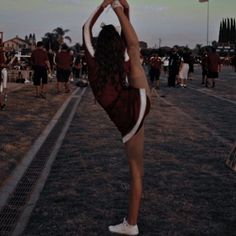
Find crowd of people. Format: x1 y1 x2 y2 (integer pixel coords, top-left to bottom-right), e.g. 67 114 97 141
0 41 89 106
143 44 227 91
0 35 235 109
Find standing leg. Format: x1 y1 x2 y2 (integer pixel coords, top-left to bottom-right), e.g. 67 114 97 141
125 126 144 225
212 78 215 88
108 127 144 235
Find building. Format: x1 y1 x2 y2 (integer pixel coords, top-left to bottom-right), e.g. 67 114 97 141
3 35 31 52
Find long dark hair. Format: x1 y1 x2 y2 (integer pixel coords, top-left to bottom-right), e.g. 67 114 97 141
94 25 126 91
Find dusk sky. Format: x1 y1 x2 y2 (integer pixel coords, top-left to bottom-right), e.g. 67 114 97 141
1 0 236 49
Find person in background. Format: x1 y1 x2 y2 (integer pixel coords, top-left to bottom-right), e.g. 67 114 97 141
201 50 208 86
149 53 162 90
31 41 51 98
83 0 150 234
47 49 56 80
188 51 194 80
168 45 181 87
206 47 221 88
55 44 73 93
73 55 81 79
163 56 169 76
178 49 190 88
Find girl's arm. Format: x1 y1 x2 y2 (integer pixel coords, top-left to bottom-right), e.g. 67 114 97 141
119 0 130 19
83 0 112 57
119 0 130 48
112 1 139 55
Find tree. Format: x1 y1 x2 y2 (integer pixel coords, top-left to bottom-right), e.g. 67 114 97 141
42 32 58 51
53 27 72 45
218 17 236 44
42 27 72 51
194 44 202 55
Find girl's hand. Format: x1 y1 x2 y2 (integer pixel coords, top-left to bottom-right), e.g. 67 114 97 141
101 0 113 8
119 0 129 9
112 0 124 10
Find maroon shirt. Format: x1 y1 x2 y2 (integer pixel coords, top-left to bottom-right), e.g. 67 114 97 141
150 56 162 70
207 52 221 72
55 51 73 70
84 43 150 138
31 48 49 68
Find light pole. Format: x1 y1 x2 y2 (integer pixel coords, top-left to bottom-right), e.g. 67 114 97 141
199 0 210 46
207 0 209 45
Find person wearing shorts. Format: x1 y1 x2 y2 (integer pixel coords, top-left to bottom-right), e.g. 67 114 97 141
149 54 162 90
83 0 150 235
31 41 51 98
55 44 73 93
206 47 221 88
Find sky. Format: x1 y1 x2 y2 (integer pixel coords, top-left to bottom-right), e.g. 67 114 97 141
0 0 236 49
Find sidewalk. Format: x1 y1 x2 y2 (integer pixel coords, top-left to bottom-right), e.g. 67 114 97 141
21 82 236 236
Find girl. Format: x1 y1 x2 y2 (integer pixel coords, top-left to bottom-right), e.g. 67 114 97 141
83 0 150 234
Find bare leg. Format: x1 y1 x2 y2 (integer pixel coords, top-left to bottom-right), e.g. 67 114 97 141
125 126 144 225
65 82 70 93
56 81 61 93
156 80 160 89
35 85 40 96
183 78 187 87
212 78 215 88
41 84 47 94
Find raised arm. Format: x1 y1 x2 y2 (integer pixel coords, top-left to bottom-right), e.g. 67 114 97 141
112 1 140 55
119 0 130 48
119 0 130 19
83 0 113 57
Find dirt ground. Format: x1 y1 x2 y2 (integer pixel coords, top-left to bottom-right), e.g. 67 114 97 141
0 81 76 187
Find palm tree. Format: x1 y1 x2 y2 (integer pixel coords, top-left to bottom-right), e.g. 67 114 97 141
42 27 72 52
194 44 202 55
42 32 58 51
53 27 72 45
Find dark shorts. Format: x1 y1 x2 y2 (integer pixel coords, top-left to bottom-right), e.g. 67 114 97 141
103 87 150 143
202 68 208 76
33 66 48 86
57 68 71 82
149 69 161 82
207 71 218 79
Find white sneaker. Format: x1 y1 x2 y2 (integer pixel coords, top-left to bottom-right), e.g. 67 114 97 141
108 218 139 235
